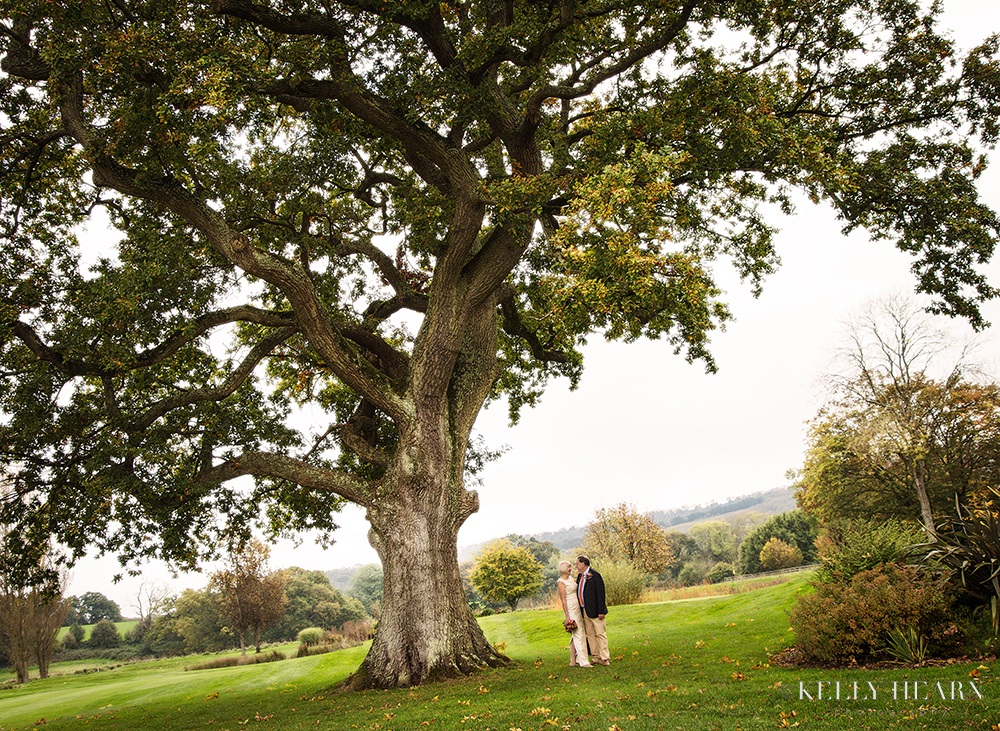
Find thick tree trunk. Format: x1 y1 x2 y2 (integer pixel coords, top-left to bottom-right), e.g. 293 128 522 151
343 460 507 688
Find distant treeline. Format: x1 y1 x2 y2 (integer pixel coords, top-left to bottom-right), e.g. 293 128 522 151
652 491 773 527
327 487 796 586
525 487 795 550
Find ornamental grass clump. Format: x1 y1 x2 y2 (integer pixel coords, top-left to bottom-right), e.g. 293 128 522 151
883 625 930 665
186 650 286 671
297 627 325 646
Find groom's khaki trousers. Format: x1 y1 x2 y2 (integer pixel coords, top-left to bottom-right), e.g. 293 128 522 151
581 613 609 663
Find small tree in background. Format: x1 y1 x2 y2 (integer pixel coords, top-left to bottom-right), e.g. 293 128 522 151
816 294 981 529
689 521 739 564
662 532 701 584
0 585 69 681
759 538 804 571
62 623 86 650
74 592 124 625
157 588 235 655
600 561 646 606
506 535 561 566
211 540 288 655
584 503 672 574
264 568 364 642
470 540 543 611
89 619 121 649
0 511 69 682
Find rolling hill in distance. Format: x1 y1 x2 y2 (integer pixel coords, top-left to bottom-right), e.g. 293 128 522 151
325 486 798 587
474 485 798 556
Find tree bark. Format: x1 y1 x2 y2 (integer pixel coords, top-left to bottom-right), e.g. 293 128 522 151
345 468 506 689
912 459 935 530
344 308 508 690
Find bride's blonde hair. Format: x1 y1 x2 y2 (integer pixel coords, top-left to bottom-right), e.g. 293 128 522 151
558 560 571 574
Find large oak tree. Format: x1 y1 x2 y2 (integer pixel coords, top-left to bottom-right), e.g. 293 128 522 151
2 0 999 688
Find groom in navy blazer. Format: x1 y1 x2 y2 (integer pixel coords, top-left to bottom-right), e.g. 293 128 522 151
575 555 610 665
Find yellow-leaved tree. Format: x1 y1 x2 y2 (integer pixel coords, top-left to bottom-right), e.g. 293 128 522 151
470 539 542 611
584 503 672 574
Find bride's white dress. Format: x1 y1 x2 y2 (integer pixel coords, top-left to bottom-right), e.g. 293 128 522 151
558 576 590 666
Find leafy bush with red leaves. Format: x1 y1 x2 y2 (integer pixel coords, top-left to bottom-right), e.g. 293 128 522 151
790 563 955 664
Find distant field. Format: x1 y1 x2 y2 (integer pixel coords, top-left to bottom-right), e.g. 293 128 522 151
3 573 995 731
56 621 140 641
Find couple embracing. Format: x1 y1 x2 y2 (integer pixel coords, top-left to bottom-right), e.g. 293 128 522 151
557 556 610 667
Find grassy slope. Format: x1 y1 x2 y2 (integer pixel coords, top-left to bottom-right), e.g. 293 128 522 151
1 575 995 731
56 621 140 642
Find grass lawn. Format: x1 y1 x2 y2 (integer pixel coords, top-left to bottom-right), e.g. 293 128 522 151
56 622 140 643
1 574 996 730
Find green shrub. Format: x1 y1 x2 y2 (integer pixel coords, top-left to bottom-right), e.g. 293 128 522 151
817 518 923 583
297 627 324 646
790 563 954 664
296 643 340 658
89 619 121 649
60 629 80 651
707 562 735 584
124 621 151 646
600 561 646 606
69 623 86 645
677 560 709 587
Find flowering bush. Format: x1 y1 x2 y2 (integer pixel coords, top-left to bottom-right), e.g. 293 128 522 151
790 563 954 664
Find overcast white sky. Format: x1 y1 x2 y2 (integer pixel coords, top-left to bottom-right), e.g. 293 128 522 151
65 1 1000 611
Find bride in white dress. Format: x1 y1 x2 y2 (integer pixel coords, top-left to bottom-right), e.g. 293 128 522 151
557 560 592 667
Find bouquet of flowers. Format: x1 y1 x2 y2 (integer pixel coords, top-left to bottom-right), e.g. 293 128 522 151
563 619 577 633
